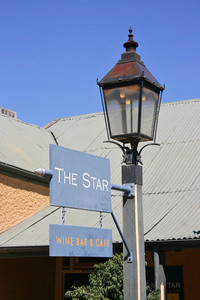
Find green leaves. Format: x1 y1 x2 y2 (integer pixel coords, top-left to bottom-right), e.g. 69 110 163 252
65 253 160 300
65 254 123 300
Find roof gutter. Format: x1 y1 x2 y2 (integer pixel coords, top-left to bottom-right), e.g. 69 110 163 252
145 238 200 251
0 162 49 187
0 246 49 258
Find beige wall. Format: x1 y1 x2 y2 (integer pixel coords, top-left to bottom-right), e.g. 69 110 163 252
0 174 49 233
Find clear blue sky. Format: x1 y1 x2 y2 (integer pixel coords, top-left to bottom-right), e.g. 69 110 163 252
0 0 199 127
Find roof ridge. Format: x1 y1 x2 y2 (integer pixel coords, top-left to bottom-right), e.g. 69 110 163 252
52 111 104 123
159 139 200 146
162 98 200 107
0 113 47 131
44 118 60 129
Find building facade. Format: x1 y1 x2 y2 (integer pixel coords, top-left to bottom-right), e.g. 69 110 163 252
0 99 200 300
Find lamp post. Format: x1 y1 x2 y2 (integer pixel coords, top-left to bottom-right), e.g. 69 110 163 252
97 27 164 300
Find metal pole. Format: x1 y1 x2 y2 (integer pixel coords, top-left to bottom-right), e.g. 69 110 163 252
153 246 166 300
123 165 146 300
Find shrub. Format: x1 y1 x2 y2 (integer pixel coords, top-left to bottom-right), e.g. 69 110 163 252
65 253 159 300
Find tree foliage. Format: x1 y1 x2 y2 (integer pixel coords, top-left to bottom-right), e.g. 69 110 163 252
65 253 159 300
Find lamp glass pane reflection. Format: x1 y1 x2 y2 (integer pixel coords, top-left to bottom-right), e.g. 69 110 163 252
141 86 159 139
103 85 140 139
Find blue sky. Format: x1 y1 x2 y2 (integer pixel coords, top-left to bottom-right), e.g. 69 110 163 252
0 0 200 127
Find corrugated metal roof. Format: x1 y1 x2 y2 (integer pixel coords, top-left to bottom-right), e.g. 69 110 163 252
0 205 122 247
0 99 200 248
143 190 200 241
0 114 56 172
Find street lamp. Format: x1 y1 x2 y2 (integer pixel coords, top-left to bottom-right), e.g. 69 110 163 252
97 27 164 300
98 27 164 164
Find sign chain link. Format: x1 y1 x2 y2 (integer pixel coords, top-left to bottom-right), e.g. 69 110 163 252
62 207 66 225
99 211 103 228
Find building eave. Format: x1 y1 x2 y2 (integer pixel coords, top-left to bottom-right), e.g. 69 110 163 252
145 238 200 251
0 162 49 187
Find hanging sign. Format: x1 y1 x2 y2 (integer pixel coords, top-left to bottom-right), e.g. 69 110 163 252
49 224 113 257
50 144 111 212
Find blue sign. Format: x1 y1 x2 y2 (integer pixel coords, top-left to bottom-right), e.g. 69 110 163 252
50 145 111 212
49 224 113 257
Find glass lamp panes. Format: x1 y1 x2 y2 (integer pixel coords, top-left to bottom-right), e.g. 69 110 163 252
103 85 140 138
140 86 159 139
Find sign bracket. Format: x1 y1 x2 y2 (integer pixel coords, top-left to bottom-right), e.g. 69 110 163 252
111 211 133 263
111 183 134 263
34 168 53 177
111 183 134 197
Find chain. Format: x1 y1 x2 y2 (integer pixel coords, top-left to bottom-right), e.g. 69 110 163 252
62 207 66 225
99 211 103 228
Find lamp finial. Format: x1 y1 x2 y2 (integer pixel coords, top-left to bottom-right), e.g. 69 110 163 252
123 27 138 52
128 27 133 41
